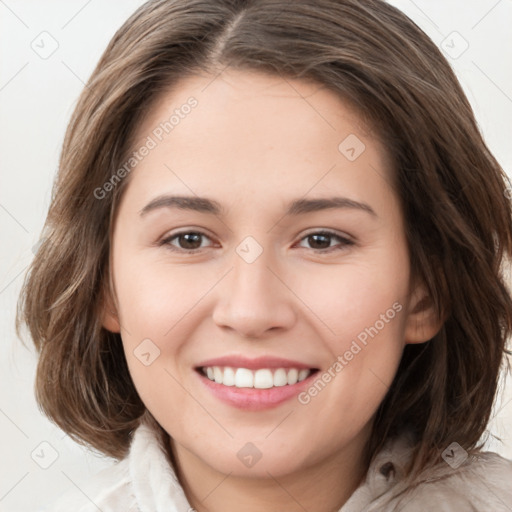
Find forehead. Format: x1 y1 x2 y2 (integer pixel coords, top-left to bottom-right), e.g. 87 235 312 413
134 68 374 150
122 69 394 211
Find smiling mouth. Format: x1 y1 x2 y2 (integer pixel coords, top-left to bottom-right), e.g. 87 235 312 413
196 366 320 389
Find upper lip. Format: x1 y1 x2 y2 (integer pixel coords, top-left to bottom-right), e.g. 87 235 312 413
195 355 318 371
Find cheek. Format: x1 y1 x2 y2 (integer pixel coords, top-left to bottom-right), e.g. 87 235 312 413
112 251 216 410
301 271 406 402
113 249 214 338
292 248 408 412
296 264 407 446
295 250 409 349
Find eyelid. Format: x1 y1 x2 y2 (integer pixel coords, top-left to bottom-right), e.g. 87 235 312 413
159 228 216 251
298 228 353 242
293 229 355 252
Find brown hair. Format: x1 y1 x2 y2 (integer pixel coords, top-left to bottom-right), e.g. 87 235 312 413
16 0 512 481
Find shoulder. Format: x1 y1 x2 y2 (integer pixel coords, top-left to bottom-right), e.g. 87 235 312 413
426 451 512 508
41 422 193 512
41 458 138 512
346 431 512 512
372 446 512 512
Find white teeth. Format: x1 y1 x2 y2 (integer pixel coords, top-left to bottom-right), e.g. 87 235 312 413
223 367 235 386
254 369 273 389
213 366 223 384
298 369 310 382
235 368 254 388
273 368 288 387
201 366 313 388
287 368 298 385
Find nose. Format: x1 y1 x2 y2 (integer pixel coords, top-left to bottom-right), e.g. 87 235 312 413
212 247 297 339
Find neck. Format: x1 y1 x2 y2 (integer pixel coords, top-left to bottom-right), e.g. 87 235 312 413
168 429 371 512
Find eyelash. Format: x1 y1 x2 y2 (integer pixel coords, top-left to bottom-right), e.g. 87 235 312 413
158 229 354 254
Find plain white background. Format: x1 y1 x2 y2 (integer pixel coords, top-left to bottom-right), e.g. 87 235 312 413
1 1 511 511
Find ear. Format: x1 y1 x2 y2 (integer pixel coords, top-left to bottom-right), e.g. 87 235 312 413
100 282 121 333
404 282 444 344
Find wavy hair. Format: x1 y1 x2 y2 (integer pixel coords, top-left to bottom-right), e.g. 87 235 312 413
16 0 512 481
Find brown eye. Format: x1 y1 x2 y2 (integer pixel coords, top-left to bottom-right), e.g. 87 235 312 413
159 229 353 254
161 231 212 252
298 231 354 252
306 233 332 250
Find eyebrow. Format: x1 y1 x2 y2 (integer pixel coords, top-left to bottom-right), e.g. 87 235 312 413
139 194 377 218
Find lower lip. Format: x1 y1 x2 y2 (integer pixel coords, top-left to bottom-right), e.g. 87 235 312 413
196 370 318 411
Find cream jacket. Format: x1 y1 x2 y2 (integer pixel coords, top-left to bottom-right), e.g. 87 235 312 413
43 423 512 511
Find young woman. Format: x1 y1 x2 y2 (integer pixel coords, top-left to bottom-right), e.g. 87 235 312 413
17 0 512 510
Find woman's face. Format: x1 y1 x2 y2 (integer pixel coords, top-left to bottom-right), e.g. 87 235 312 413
104 69 432 478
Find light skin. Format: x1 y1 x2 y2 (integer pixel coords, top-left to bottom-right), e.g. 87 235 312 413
102 69 441 512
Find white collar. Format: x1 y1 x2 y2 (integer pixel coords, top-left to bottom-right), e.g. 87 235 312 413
128 422 192 512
